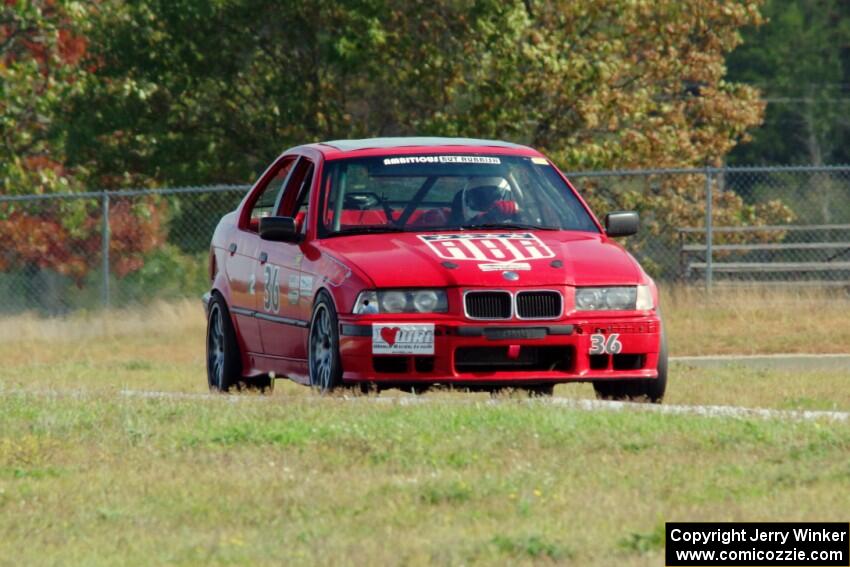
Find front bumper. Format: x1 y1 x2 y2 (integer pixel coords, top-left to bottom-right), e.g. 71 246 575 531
337 314 662 385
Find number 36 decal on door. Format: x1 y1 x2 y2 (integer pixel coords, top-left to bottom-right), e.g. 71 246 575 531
263 265 280 313
589 333 622 355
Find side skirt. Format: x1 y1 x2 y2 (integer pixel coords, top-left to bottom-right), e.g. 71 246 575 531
245 352 310 386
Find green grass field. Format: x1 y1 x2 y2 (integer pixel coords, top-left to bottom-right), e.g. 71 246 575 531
1 392 848 566
0 288 848 565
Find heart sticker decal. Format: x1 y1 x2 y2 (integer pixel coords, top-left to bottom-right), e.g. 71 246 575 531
372 324 434 355
380 326 400 346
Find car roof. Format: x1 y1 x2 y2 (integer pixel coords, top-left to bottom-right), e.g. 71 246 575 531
296 137 542 159
319 137 529 151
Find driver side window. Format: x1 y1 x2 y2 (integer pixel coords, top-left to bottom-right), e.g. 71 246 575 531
248 157 296 231
285 162 315 235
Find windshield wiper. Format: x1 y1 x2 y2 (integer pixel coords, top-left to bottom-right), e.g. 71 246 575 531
457 222 559 231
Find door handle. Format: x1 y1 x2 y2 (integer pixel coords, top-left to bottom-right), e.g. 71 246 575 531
228 243 237 255
259 251 268 264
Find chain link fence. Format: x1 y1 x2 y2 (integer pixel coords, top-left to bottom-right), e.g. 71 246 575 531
571 166 850 287
0 185 249 314
1 166 849 314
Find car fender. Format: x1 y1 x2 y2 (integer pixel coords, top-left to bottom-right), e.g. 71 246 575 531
207 214 239 307
210 255 234 308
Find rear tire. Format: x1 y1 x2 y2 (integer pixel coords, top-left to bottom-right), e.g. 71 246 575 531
206 295 242 392
308 291 343 393
593 332 667 403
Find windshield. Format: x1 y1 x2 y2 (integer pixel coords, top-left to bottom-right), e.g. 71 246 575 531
318 154 599 237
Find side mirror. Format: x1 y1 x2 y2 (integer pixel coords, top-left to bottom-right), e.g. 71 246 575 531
259 216 299 242
605 211 639 237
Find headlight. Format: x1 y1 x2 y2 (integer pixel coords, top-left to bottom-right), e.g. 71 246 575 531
412 290 440 312
575 286 653 311
354 289 448 314
380 291 408 313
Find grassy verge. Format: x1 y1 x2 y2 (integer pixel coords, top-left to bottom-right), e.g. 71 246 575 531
2 286 847 367
661 285 850 355
0 393 848 566
1 290 848 564
1 291 848 409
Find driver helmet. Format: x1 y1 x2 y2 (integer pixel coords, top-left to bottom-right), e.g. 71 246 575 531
464 176 512 212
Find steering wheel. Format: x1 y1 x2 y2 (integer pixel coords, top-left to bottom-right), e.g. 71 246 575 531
343 191 396 224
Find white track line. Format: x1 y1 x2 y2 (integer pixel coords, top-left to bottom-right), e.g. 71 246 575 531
671 353 850 362
115 388 850 423
3 386 847 423
543 397 850 423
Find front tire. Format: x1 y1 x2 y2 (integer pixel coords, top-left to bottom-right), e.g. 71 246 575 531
593 332 668 403
308 291 343 393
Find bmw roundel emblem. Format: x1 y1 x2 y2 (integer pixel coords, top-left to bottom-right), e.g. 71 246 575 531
502 271 519 281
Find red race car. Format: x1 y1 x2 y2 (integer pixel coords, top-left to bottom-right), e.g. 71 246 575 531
204 137 666 401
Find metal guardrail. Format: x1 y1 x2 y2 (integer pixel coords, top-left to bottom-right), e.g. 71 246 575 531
678 223 850 234
677 224 850 285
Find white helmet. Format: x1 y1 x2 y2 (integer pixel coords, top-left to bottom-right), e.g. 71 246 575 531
463 176 511 213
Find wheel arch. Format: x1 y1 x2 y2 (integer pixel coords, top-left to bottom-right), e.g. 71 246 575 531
210 257 234 307
312 285 342 316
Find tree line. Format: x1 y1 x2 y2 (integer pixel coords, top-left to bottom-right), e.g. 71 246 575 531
0 0 834 282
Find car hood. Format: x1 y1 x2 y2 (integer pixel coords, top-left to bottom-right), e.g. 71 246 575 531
319 230 644 288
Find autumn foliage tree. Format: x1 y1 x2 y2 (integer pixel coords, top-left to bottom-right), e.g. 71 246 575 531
5 0 790 289
0 0 164 286
69 1 785 238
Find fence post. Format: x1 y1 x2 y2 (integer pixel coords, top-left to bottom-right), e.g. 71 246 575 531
101 192 110 308
704 168 713 290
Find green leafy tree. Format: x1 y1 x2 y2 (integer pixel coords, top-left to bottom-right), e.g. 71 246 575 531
70 1 769 178
726 0 850 224
728 0 850 166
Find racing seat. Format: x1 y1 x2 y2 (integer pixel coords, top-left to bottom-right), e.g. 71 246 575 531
338 209 391 227
408 207 450 227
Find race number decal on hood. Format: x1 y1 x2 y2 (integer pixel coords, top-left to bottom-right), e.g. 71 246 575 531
419 233 555 271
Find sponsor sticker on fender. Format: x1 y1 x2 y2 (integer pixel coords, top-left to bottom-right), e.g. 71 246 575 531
372 324 435 355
